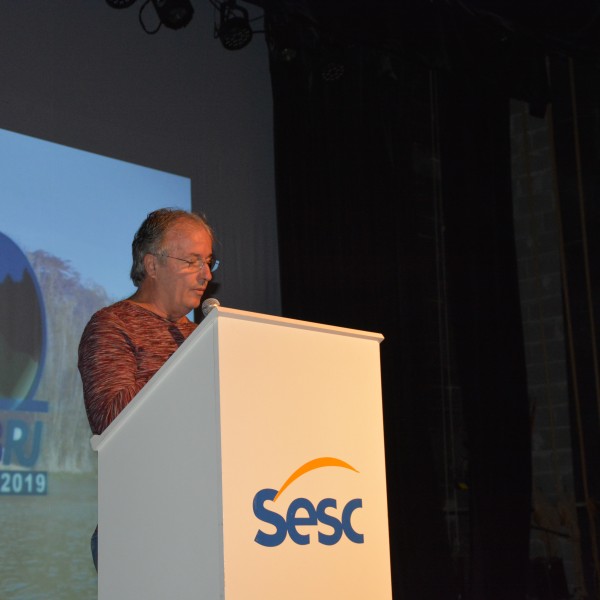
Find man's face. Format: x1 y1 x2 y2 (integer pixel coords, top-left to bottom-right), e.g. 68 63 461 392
149 220 213 320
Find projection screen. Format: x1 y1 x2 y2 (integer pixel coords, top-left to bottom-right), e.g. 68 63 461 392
0 126 191 599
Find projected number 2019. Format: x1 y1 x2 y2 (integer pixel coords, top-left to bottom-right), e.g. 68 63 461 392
0 471 47 495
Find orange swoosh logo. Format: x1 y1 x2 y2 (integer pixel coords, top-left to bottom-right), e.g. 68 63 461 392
273 457 359 502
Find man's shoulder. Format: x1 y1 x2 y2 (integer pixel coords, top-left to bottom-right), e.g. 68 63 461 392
88 300 135 325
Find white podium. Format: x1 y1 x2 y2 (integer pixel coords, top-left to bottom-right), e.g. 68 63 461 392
91 307 392 599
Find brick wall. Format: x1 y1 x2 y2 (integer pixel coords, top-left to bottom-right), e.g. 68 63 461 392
510 100 583 598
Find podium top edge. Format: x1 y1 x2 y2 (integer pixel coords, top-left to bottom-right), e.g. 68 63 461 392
208 306 384 343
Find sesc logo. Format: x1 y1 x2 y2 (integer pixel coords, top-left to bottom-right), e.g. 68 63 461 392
253 457 364 547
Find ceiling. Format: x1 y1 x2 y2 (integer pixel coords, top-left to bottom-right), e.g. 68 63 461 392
246 0 600 64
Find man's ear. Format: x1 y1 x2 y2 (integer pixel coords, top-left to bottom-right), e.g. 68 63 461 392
143 253 157 279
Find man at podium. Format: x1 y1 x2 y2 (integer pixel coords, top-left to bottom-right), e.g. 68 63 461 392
78 207 217 570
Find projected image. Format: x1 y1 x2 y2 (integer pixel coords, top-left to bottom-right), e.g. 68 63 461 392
0 127 190 599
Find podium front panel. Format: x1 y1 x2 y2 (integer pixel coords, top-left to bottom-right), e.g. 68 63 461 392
216 313 392 599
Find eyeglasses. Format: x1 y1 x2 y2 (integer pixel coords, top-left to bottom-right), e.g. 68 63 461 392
157 253 220 273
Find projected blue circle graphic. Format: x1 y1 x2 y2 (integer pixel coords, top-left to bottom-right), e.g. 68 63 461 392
0 232 47 409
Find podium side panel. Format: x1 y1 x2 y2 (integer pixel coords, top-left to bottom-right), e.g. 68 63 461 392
217 316 392 599
96 320 225 600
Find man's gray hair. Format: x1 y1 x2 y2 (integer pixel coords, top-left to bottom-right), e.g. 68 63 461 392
130 208 213 287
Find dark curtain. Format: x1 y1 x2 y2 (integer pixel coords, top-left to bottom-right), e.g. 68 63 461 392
266 11 532 599
549 56 600 597
439 72 531 600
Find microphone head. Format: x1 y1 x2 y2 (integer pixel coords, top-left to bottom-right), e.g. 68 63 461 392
201 297 220 317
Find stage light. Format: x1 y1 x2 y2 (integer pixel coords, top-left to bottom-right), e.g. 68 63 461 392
320 54 345 81
150 0 194 30
215 0 253 50
319 44 346 82
106 0 138 8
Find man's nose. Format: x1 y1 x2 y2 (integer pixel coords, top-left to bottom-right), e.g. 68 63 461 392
199 263 212 282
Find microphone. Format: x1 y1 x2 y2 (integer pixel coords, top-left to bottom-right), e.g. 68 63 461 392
201 297 220 317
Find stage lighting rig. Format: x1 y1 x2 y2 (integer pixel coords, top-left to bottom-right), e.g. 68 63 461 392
106 0 261 46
